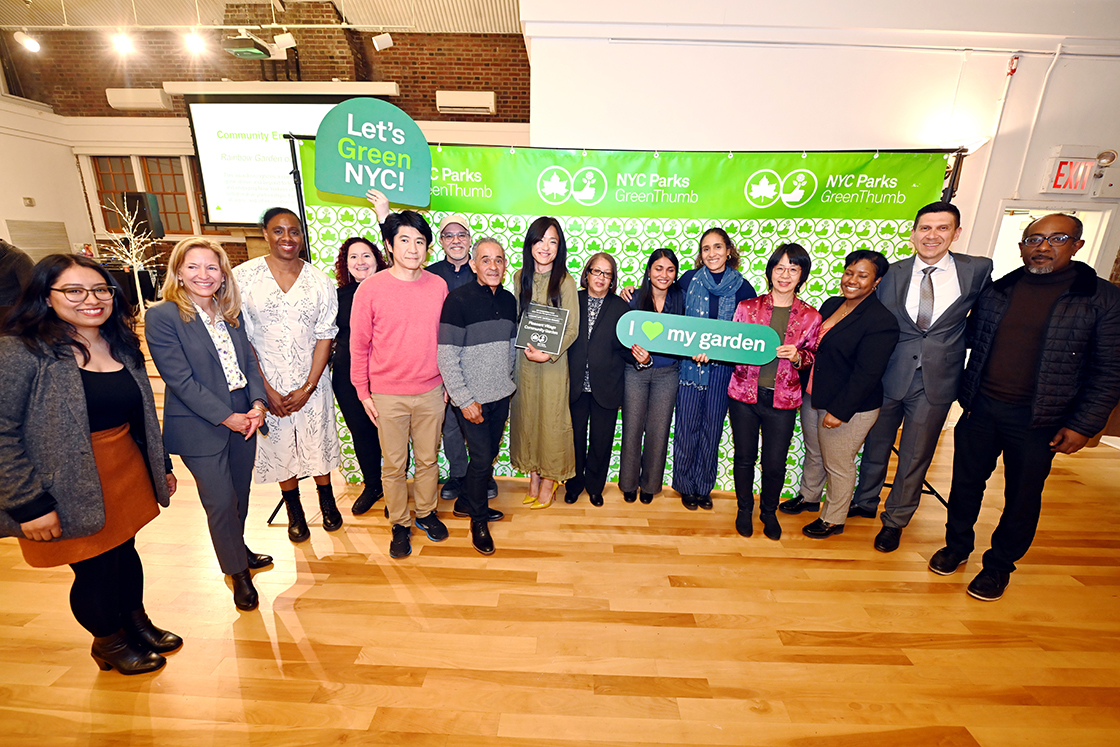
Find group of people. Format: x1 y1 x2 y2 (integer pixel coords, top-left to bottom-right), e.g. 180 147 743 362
0 196 1116 677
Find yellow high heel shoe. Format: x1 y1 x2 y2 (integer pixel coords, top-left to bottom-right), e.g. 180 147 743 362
524 474 542 504
530 481 559 510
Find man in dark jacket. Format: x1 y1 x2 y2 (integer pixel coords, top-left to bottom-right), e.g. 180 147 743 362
929 213 1120 601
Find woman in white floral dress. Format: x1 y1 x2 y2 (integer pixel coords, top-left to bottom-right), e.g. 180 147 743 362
234 208 342 542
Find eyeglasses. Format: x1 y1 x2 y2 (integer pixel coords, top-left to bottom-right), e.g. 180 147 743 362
772 266 800 276
51 286 116 302
1022 234 1073 248
441 232 470 241
588 268 613 279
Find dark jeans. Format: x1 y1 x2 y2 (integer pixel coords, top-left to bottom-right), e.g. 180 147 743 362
455 397 510 521
333 365 384 493
945 392 1060 574
728 389 797 515
566 391 620 498
442 402 469 480
69 537 145 637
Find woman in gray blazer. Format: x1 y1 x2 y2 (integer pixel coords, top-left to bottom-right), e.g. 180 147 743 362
0 254 177 675
145 239 269 612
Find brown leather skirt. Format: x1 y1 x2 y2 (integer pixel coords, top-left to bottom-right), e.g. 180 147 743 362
20 423 160 568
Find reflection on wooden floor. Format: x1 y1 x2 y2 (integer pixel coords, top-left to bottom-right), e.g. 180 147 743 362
2 366 1119 746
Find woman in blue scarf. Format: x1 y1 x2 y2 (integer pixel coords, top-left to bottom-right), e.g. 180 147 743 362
673 227 757 510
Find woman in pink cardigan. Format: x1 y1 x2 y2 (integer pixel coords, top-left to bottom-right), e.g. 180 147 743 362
727 243 822 540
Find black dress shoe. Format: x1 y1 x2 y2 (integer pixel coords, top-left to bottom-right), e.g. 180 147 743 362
246 546 273 569
125 608 183 654
735 510 753 537
874 526 902 553
623 490 638 503
351 486 384 515
91 630 166 674
966 569 1010 601
589 494 604 507
928 547 969 575
230 570 259 611
639 491 654 504
440 477 462 501
802 518 845 538
779 495 820 514
452 503 504 522
564 491 579 504
487 479 499 500
847 503 877 519
681 494 699 510
697 494 713 510
470 519 495 556
760 512 782 541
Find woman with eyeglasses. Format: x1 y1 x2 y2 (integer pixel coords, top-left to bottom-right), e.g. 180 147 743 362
618 248 684 505
564 252 633 507
726 243 822 540
145 238 270 612
673 227 757 511
0 255 178 674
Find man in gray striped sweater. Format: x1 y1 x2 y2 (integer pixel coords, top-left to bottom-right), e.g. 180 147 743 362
437 238 518 555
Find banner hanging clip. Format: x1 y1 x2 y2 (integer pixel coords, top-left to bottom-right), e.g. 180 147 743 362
727 151 733 159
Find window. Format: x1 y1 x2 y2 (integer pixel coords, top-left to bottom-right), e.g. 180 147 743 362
92 156 136 232
142 157 194 234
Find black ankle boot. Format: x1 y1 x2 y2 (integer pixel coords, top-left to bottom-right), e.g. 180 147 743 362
761 512 782 540
91 630 166 674
231 570 259 611
125 608 182 653
735 510 754 537
283 488 310 543
317 482 343 532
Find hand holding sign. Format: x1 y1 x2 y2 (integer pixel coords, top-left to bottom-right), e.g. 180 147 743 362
616 311 781 366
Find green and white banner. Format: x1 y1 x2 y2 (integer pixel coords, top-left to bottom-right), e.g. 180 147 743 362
298 142 947 495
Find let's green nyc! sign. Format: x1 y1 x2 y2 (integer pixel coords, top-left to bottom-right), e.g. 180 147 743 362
616 311 781 365
314 98 432 207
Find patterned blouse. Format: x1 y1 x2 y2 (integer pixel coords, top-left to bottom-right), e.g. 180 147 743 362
582 295 605 393
193 302 247 391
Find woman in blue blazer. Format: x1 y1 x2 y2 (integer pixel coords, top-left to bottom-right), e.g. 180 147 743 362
145 239 270 611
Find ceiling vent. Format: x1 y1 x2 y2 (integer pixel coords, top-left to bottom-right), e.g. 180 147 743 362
435 90 496 115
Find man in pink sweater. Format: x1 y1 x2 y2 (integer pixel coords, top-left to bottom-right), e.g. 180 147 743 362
350 211 449 559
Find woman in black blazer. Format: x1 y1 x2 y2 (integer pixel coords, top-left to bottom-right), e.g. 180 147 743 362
801 250 900 538
565 252 633 506
145 239 270 611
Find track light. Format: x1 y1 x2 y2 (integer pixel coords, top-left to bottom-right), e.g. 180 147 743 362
372 33 393 52
14 31 40 53
112 33 133 54
185 32 205 54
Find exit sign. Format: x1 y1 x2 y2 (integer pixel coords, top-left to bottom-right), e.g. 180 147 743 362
1042 158 1096 194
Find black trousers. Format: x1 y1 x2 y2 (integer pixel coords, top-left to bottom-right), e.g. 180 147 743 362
69 537 144 637
566 391 620 498
945 392 1060 574
333 365 384 493
728 389 797 515
455 397 510 521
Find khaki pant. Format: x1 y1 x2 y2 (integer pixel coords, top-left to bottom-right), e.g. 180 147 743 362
818 407 881 526
372 386 444 528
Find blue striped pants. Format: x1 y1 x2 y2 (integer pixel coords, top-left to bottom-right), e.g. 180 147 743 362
671 363 734 496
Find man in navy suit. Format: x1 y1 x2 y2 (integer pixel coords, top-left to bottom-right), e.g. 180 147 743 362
848 202 992 552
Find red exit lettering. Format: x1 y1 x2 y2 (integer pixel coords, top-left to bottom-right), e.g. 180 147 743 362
1052 159 1094 191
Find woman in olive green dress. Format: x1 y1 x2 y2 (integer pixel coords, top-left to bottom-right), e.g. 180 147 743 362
510 217 579 508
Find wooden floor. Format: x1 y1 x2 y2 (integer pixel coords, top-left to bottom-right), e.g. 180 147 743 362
3 369 1120 746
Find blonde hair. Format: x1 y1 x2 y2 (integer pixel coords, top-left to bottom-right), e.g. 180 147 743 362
160 238 242 326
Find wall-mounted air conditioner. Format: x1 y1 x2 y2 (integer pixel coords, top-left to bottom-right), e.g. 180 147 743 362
435 91 496 115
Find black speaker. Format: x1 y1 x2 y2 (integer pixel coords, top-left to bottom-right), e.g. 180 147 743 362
123 192 165 239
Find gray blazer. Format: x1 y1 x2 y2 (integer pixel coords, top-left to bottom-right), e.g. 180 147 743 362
0 337 171 539
144 301 267 458
877 253 993 405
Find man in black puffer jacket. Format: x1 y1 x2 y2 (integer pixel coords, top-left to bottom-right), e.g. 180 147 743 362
928 213 1120 601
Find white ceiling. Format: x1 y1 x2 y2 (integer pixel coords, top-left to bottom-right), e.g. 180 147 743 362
0 0 522 33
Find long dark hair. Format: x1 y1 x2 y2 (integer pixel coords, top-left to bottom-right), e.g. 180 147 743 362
3 254 142 366
335 237 389 287
634 247 684 314
518 216 570 320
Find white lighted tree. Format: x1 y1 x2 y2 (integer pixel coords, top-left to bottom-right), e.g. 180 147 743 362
101 199 159 316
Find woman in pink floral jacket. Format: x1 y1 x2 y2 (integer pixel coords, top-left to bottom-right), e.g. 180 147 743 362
727 243 822 541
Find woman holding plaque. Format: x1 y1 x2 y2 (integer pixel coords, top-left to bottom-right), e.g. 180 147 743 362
564 252 633 507
799 250 899 539
672 227 757 511
509 217 579 509
619 248 684 505
726 243 821 540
